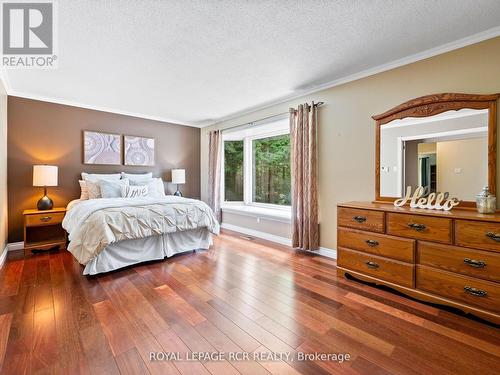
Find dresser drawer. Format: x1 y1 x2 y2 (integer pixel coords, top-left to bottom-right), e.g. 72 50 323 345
338 208 384 233
417 266 500 313
338 248 414 288
387 213 451 244
455 220 500 253
418 242 500 283
25 212 65 227
338 227 415 262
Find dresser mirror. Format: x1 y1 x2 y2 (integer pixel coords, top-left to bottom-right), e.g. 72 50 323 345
373 93 499 206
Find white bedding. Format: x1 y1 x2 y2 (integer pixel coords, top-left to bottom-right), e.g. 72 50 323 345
63 196 219 274
82 229 212 275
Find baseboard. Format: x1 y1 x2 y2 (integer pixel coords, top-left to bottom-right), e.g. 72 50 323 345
0 245 8 268
7 242 24 251
221 223 292 247
316 247 337 259
220 223 337 259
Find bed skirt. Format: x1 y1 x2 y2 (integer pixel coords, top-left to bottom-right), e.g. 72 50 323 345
82 228 212 275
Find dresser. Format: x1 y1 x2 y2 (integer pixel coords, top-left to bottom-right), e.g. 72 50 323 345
337 202 500 324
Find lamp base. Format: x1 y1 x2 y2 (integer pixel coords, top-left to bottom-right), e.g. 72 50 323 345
173 190 183 197
37 195 53 210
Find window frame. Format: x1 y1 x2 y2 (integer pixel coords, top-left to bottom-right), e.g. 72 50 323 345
221 117 291 211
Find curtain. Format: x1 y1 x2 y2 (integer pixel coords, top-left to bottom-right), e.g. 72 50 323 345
290 103 319 251
208 130 222 222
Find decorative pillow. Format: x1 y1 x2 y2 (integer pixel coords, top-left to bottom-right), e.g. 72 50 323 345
147 178 166 197
130 177 165 197
121 185 149 198
81 172 121 182
86 180 103 199
99 179 129 198
121 172 153 183
79 180 89 200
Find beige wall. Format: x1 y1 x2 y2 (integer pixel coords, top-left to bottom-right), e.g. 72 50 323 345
418 143 437 154
437 137 487 201
201 37 500 250
0 79 6 256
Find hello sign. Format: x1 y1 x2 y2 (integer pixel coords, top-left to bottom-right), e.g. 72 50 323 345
394 186 460 211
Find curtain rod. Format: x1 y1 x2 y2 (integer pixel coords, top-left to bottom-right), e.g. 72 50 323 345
208 101 324 134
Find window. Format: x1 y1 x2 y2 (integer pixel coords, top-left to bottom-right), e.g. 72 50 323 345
222 117 291 209
224 140 244 201
252 134 291 205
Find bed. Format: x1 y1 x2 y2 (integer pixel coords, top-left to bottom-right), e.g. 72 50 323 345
62 196 220 275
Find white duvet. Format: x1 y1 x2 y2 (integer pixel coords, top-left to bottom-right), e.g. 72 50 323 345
63 196 220 265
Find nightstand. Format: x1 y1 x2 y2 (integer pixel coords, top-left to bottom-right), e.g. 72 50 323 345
23 207 67 254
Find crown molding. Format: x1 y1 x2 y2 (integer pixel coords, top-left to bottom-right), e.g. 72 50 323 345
203 26 500 127
0 67 11 93
6 90 203 127
2 26 499 128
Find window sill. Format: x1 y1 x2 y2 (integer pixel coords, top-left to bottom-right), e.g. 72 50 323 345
221 205 291 223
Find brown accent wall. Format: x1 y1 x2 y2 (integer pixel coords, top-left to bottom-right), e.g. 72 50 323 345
7 97 200 242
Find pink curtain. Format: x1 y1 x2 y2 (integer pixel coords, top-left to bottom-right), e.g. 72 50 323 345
290 103 319 250
208 130 222 222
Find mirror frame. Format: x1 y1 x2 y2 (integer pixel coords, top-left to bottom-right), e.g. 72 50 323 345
373 93 500 207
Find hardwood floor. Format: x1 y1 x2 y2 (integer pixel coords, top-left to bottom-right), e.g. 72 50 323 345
0 231 498 374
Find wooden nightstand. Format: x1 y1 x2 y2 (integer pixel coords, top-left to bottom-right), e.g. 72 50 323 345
23 208 67 254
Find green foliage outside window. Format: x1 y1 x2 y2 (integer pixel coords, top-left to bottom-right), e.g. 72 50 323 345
252 134 291 206
224 140 244 201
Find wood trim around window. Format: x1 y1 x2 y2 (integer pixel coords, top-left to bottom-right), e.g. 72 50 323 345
373 93 500 207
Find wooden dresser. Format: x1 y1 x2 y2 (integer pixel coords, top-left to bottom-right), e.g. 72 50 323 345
337 202 500 324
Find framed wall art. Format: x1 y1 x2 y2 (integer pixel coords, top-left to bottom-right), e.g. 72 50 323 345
124 135 155 166
83 131 121 165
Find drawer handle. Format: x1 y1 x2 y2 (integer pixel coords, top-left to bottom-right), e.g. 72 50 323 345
463 286 487 297
485 232 500 242
365 239 379 247
353 216 367 223
365 261 379 269
39 216 52 222
463 258 487 268
408 223 426 232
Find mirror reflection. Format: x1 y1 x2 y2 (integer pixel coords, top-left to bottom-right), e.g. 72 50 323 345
380 109 488 201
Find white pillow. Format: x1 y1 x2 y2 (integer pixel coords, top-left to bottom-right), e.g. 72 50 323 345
130 177 165 197
86 180 102 199
147 178 166 197
99 179 130 198
121 185 149 198
82 172 121 182
121 172 153 183
79 180 89 200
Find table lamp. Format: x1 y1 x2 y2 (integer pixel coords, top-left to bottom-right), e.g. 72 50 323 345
171 169 185 197
33 165 58 210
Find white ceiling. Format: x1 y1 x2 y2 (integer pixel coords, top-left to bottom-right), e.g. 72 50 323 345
2 0 500 127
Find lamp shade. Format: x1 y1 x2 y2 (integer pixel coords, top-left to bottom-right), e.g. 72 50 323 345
171 169 185 184
33 165 58 187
